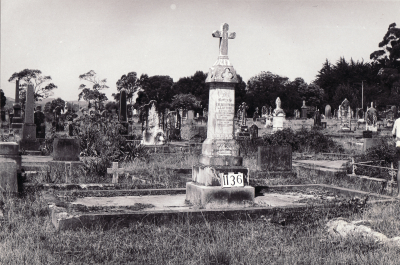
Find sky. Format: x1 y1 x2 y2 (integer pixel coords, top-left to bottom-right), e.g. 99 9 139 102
1 0 400 101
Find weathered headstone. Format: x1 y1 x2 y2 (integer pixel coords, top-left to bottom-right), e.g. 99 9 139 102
314 109 322 126
50 138 83 183
257 145 292 172
238 102 248 126
0 142 21 193
253 107 259 121
325 105 332 119
141 100 165 145
340 98 351 131
11 80 23 129
249 124 258 139
386 109 394 127
34 106 46 138
301 100 308 119
22 84 37 140
365 102 378 131
273 97 285 131
187 23 254 207
262 106 268 118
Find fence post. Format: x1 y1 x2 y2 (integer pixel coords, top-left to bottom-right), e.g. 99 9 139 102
352 157 356 175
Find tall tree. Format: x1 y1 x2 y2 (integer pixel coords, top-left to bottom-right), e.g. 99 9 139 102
114 72 140 103
8 69 57 110
135 74 174 112
78 70 109 111
246 71 301 116
370 22 400 106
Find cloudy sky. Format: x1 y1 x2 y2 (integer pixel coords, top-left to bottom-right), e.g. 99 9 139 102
1 0 399 101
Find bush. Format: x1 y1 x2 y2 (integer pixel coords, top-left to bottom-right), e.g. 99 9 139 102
262 128 343 154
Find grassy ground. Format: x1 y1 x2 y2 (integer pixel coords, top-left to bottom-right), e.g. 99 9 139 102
1 191 400 264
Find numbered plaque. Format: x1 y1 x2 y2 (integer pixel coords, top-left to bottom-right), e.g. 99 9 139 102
220 172 244 188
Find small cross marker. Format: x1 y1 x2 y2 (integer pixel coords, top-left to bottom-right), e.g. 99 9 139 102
107 162 125 183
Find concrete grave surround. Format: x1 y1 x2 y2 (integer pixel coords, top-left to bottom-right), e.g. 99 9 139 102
187 23 254 207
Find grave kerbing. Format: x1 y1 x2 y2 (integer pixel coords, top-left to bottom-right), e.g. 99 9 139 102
186 23 254 207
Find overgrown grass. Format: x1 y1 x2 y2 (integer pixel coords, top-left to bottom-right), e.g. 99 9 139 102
2 191 400 264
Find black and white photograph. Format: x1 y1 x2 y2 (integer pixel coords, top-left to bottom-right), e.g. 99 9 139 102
1 0 400 263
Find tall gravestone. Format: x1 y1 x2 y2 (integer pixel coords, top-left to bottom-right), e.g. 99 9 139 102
340 98 351 131
365 102 378 131
187 23 254 207
34 106 46 138
22 84 37 140
119 88 129 135
300 100 308 119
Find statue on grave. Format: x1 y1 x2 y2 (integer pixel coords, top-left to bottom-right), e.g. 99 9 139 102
238 102 248 126
273 97 285 116
365 102 378 126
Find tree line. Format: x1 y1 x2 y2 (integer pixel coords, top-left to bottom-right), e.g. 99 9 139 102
6 23 400 118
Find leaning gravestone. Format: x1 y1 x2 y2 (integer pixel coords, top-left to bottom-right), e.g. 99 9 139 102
187 23 254 207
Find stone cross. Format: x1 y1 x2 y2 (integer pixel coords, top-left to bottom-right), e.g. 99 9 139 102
212 23 236 57
107 162 125 183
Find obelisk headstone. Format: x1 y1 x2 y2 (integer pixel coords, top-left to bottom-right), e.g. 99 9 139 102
22 84 37 140
186 23 254 207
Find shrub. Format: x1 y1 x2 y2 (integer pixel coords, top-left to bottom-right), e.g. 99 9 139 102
262 128 343 154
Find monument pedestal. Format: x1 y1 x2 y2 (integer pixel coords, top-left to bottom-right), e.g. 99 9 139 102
186 23 255 207
186 182 255 207
22 123 36 139
273 115 284 131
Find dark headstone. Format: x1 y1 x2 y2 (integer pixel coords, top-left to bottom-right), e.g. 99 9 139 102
257 145 292 171
314 110 321 126
1 111 5 122
34 107 46 139
52 138 80 161
363 130 373 138
249 124 258 139
119 89 127 122
68 123 74 136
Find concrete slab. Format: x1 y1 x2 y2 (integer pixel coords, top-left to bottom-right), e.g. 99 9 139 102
72 194 189 211
50 184 397 231
293 160 348 171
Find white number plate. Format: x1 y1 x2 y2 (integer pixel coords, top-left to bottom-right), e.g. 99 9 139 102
220 172 244 188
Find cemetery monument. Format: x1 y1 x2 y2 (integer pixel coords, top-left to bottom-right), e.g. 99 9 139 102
272 97 285 131
365 102 378 131
186 23 254 207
